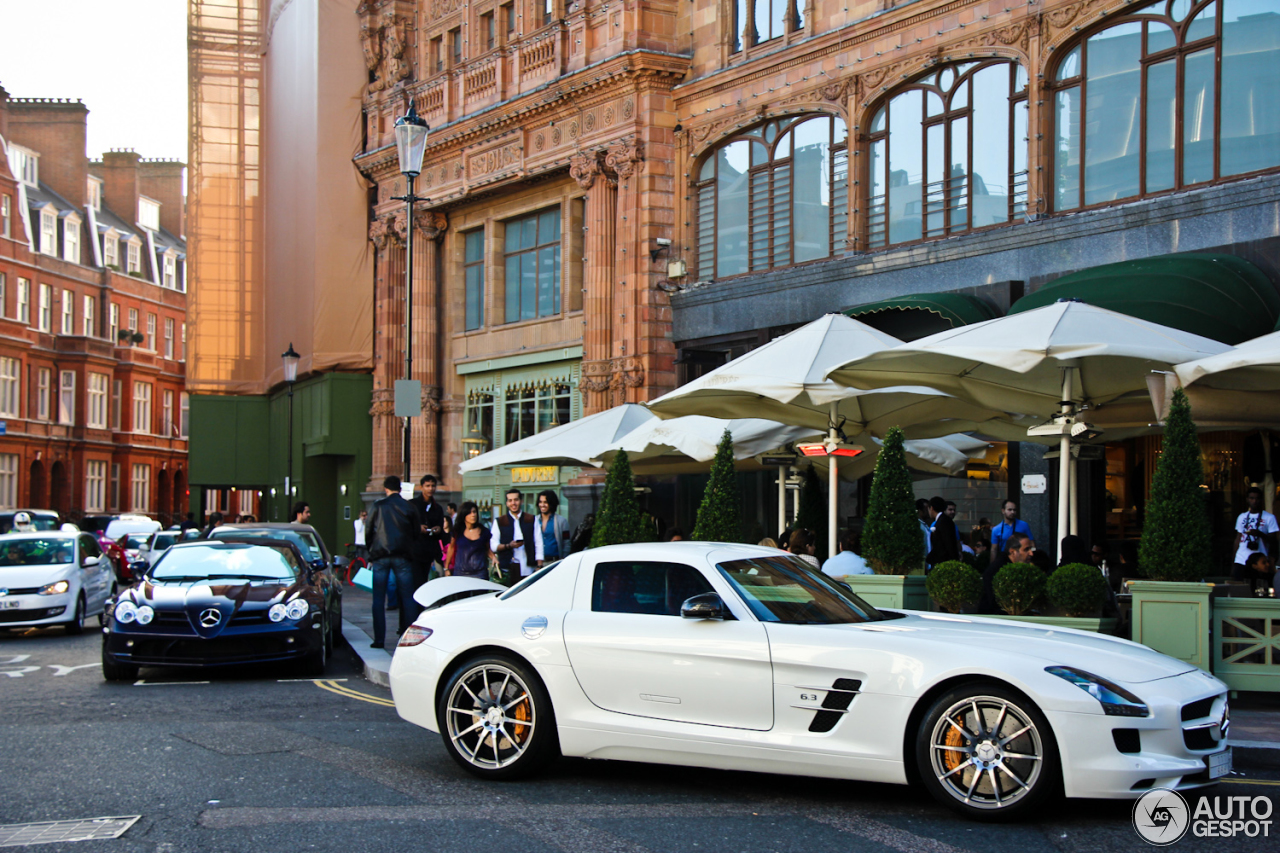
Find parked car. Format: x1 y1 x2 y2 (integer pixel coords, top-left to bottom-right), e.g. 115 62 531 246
389 542 1232 820
0 510 60 534
209 523 335 573
101 538 341 680
104 515 161 541
0 531 115 634
139 530 181 567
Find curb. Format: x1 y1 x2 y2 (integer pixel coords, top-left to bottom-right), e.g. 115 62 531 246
341 618 391 688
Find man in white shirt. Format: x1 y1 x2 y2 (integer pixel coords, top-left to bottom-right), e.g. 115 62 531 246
823 530 873 577
353 510 368 557
1233 486 1279 580
490 488 545 585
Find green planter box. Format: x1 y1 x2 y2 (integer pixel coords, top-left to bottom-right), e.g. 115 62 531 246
1212 597 1280 693
840 575 930 611
976 614 1119 635
1129 581 1213 671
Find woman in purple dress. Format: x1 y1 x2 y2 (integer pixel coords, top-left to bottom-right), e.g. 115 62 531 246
445 501 495 580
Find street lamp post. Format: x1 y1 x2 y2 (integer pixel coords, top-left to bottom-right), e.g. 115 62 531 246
392 104 430 486
282 343 300 511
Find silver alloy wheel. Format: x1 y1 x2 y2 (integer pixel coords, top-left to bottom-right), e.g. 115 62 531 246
927 694 1044 810
444 662 537 770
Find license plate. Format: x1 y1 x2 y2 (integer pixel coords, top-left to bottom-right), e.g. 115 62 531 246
1209 748 1232 779
0 600 19 609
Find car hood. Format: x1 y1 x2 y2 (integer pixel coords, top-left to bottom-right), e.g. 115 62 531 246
0 564 75 588
849 612 1196 684
131 576 302 638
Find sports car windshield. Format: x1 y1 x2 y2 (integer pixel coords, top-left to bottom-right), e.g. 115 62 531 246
150 544 300 581
717 555 884 624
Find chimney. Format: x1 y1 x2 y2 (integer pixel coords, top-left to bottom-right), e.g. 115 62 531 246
4 98 89 205
99 150 142 227
138 160 186 238
0 84 10 142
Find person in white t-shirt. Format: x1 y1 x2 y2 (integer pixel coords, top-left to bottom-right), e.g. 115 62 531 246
823 530 873 577
1233 486 1279 580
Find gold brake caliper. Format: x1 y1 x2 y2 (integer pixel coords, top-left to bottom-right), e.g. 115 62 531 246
510 694 532 744
943 714 967 772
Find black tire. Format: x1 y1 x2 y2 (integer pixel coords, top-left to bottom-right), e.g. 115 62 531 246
102 652 139 682
437 654 559 780
301 619 328 676
65 595 85 636
915 682 1060 821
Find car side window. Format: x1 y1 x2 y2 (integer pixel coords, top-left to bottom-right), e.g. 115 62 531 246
80 535 102 559
591 561 714 616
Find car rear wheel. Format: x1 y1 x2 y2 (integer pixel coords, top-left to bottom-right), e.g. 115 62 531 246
916 683 1059 821
437 654 558 780
65 595 85 636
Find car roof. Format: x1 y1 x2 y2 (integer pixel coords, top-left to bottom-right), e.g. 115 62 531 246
0 509 59 516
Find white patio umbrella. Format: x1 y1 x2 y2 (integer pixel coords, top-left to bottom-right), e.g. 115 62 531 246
807 434 991 481
646 314 1013 556
458 403 654 473
606 415 820 467
827 300 1231 553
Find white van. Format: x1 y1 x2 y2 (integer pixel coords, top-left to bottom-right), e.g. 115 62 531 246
104 515 162 541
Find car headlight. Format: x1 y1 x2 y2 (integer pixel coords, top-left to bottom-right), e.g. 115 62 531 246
285 599 309 621
37 580 70 596
268 603 288 623
1046 666 1149 717
136 605 155 625
115 601 138 624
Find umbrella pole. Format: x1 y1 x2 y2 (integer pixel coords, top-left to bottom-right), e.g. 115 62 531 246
1057 370 1073 557
777 465 787 539
829 402 839 559
1069 447 1079 537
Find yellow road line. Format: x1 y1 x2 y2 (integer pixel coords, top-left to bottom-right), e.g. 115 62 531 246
313 679 396 707
1222 778 1280 787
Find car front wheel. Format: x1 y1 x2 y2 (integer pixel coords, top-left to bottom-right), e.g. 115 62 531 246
916 682 1059 820
65 595 85 636
437 654 558 780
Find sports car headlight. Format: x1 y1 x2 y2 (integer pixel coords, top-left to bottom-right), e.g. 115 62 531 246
135 605 155 625
1046 666 1149 717
38 580 70 596
114 601 138 624
285 599 309 621
269 604 288 622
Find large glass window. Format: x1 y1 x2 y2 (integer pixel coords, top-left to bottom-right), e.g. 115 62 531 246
503 381 571 445
503 208 560 323
0 358 19 418
0 454 16 510
87 373 108 429
868 61 1029 248
85 460 106 513
1054 0 1280 210
731 0 802 52
696 115 847 279
466 389 495 450
464 229 484 331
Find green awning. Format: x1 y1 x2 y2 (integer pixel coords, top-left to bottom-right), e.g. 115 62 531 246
1008 253 1280 345
845 292 1001 341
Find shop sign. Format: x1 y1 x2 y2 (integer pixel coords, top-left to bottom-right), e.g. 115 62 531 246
1021 474 1047 495
511 466 559 485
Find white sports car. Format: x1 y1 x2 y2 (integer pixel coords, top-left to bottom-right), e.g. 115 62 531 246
389 543 1231 820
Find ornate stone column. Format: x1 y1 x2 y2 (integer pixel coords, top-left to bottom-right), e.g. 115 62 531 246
605 139 645 407
367 211 405 491
571 150 618 415
411 212 448 481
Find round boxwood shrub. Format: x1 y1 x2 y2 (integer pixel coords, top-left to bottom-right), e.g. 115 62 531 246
926 560 982 613
1047 562 1109 617
992 562 1046 616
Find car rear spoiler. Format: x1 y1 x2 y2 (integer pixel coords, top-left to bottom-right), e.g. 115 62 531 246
413 576 506 610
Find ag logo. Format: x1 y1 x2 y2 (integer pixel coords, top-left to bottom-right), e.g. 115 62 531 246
1133 788 1190 845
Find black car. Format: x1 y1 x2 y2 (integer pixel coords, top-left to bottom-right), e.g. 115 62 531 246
101 538 341 681
209 523 338 573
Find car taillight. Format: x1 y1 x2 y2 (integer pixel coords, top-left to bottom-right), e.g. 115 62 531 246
398 626 433 647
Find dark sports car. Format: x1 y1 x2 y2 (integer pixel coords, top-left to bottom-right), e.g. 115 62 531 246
101 538 341 681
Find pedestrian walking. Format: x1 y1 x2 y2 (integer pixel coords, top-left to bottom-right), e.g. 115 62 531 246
199 511 224 539
365 475 423 649
535 490 570 564
444 502 497 580
490 488 543 585
409 474 449 589
179 512 198 533
291 501 311 524
926 496 960 569
990 500 1033 555
1232 486 1279 584
569 512 595 554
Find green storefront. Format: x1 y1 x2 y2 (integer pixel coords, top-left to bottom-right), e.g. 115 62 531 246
459 350 582 521
188 373 373 555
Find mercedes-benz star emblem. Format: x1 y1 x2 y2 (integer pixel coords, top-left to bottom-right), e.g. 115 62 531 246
199 608 222 627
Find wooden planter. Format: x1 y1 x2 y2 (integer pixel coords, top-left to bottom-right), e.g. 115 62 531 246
1211 597 1280 693
840 575 930 611
976 614 1120 634
1129 581 1213 671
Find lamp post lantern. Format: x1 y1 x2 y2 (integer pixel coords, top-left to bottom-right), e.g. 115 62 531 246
392 104 430 486
281 343 300 512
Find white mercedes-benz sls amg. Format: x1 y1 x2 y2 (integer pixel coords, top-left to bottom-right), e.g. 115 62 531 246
388 543 1231 820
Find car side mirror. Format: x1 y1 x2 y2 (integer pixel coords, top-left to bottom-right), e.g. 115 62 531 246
681 592 726 620
82 554 100 567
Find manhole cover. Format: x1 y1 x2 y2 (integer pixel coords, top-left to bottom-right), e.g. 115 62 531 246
0 816 140 847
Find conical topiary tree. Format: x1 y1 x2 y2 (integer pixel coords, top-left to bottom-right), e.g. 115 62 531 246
692 429 741 542
793 466 829 562
1140 387 1211 581
861 427 924 575
590 449 651 547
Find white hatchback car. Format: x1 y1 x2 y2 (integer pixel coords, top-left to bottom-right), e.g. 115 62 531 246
0 532 114 634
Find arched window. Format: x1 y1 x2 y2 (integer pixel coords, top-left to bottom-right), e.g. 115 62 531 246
732 0 803 52
1053 0 1280 211
695 115 848 279
867 61 1029 249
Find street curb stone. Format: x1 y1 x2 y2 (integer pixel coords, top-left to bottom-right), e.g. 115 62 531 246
342 618 391 689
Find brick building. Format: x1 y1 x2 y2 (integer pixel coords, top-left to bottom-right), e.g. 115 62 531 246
0 87 188 522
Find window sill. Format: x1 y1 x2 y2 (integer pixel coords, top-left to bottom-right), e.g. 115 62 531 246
470 309 583 335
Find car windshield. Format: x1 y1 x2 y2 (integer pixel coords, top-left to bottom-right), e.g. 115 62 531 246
716 555 884 624
152 535 177 550
123 534 150 549
150 544 300 581
0 539 75 566
213 529 323 561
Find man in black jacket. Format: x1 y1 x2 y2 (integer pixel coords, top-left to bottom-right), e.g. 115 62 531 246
408 474 449 594
365 475 424 648
926 496 960 569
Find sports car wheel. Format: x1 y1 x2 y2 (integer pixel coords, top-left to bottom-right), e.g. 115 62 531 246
302 619 328 676
65 595 86 636
437 655 558 780
916 683 1058 820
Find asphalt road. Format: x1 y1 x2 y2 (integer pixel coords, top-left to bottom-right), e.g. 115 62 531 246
1 625 1277 853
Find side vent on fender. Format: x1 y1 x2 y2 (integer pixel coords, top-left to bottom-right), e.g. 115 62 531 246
807 678 863 733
